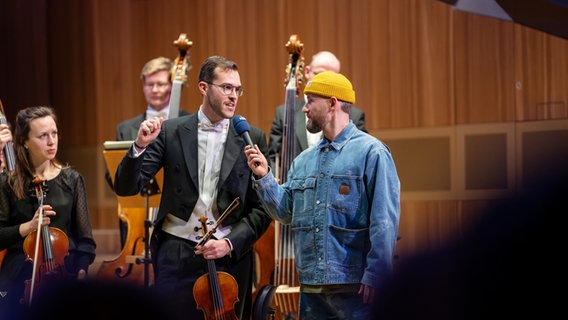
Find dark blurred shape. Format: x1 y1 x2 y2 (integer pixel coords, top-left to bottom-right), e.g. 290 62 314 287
374 166 567 319
19 280 175 320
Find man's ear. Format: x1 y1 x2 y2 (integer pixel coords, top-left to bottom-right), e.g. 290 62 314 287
329 97 339 110
198 81 208 95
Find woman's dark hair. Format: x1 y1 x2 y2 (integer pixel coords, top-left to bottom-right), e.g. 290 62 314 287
9 106 61 199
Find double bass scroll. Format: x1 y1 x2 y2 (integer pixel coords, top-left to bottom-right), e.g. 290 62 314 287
169 33 193 119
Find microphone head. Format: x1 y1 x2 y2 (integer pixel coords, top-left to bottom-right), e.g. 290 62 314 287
232 114 251 135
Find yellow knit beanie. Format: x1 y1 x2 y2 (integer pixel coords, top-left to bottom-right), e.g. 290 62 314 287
303 71 356 104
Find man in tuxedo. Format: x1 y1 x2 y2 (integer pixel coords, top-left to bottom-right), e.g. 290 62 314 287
268 51 367 171
112 56 191 247
113 55 272 320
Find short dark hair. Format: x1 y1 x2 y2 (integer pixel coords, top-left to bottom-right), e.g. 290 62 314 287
198 56 238 83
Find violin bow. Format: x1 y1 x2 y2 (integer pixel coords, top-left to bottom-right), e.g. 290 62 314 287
28 178 46 306
196 197 240 247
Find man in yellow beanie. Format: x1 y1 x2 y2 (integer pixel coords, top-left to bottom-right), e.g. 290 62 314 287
243 71 401 320
267 51 367 176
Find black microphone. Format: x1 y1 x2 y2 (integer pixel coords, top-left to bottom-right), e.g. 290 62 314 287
232 114 254 147
232 114 260 167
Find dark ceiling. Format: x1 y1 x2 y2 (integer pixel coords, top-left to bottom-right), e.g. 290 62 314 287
439 0 568 40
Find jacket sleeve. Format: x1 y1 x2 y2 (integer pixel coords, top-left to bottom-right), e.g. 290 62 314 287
226 126 273 260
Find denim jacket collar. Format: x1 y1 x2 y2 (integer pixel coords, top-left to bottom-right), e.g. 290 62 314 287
317 120 356 151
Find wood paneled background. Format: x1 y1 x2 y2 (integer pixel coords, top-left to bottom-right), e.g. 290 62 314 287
1 0 567 262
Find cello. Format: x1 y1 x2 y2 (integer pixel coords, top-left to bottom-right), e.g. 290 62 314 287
21 178 69 306
193 198 240 320
252 34 305 320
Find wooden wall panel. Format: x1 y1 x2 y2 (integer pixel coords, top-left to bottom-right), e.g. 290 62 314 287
514 27 568 121
453 11 517 124
47 1 98 145
0 0 50 124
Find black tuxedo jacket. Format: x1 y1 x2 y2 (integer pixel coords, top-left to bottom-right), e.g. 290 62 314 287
268 98 367 166
105 109 191 190
115 109 191 141
113 113 272 260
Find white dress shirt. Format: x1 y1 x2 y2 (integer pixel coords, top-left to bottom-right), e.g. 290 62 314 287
161 108 232 243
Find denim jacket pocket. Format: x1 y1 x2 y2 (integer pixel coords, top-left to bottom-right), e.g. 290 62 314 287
326 225 368 282
289 176 316 215
328 175 362 227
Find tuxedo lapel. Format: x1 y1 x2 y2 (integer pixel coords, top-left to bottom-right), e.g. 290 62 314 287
219 124 241 187
178 115 199 190
128 127 139 140
127 114 146 141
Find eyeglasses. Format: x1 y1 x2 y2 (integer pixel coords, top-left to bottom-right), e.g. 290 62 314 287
206 82 244 97
144 82 170 90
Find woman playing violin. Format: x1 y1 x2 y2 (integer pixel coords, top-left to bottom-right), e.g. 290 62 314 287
0 106 96 318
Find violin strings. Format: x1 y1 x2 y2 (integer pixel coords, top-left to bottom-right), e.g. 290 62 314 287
208 259 224 319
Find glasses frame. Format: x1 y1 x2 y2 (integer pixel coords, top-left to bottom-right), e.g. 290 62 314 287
206 82 244 97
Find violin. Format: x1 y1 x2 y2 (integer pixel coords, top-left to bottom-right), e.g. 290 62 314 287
21 178 69 306
193 198 240 320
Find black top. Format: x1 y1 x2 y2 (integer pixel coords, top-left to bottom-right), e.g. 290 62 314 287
0 167 96 314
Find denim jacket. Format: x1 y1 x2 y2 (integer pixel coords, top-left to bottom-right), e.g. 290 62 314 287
253 122 400 288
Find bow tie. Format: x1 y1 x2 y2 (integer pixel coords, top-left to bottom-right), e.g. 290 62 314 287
147 110 168 119
199 122 226 132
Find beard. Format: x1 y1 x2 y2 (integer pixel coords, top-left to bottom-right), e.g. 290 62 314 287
306 115 325 133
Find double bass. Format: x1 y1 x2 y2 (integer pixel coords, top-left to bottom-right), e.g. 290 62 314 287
22 178 69 306
252 34 305 320
193 198 240 320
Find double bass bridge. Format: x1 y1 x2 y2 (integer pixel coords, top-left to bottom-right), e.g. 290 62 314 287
273 285 300 319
